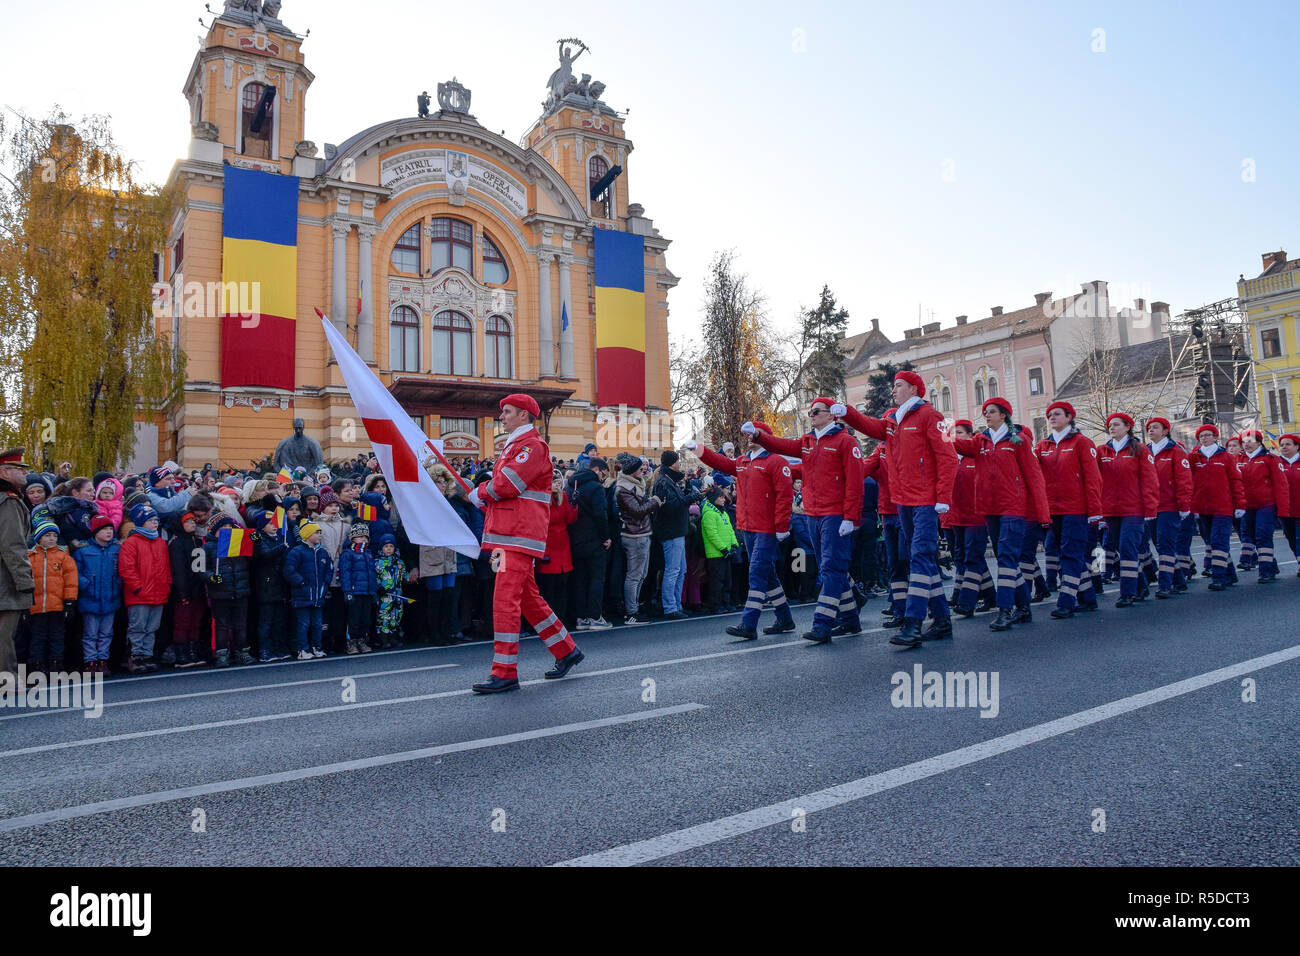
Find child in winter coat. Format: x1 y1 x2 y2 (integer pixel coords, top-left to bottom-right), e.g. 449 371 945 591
701 489 739 614
118 505 172 673
26 519 78 673
250 509 291 662
203 512 254 668
168 511 209 668
339 522 377 654
95 477 125 530
314 492 349 653
73 516 121 673
373 533 407 649
284 521 333 660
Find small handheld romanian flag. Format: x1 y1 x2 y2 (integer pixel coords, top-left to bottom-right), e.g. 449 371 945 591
270 506 285 531
276 468 293 485
356 501 378 521
216 527 255 558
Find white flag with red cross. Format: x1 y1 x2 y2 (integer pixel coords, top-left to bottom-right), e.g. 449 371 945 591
318 310 479 557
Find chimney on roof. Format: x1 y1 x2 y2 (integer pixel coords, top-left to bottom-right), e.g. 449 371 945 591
955 315 968 326
1034 292 1052 307
903 328 922 341
1262 250 1288 273
990 306 1003 316
870 318 880 333
922 321 940 335
1134 298 1146 313
1151 301 1169 337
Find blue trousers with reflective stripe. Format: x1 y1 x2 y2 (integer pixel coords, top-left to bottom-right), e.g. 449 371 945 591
1019 522 1046 593
1052 514 1093 610
898 504 947 623
1248 506 1278 576
882 514 907 617
740 530 793 631
985 515 1028 609
810 514 857 634
954 524 993 610
1205 514 1234 584
1043 524 1060 588
1176 513 1195 584
1149 512 1182 590
1105 516 1147 597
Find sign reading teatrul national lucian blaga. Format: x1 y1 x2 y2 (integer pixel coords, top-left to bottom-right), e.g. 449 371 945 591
380 149 526 217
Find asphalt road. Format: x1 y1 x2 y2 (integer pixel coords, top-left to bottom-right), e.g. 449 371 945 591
2 539 1297 866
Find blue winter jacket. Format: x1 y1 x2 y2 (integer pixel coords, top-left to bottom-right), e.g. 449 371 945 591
73 539 122 614
283 543 334 608
338 546 378 596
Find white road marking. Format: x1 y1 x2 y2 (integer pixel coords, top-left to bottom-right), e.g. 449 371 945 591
0 664 461 721
554 644 1300 866
0 704 707 833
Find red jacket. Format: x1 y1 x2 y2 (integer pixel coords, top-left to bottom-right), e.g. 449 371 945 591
842 403 958 507
1188 445 1245 516
539 495 577 574
1146 440 1193 513
697 444 794 534
1239 449 1294 516
951 426 1049 524
754 424 864 520
1097 439 1160 518
479 425 553 557
861 445 896 516
1284 456 1300 517
944 454 983 527
1033 430 1104 517
119 532 173 605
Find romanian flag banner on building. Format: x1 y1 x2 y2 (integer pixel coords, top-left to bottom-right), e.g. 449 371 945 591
593 227 646 410
220 165 299 391
216 527 255 558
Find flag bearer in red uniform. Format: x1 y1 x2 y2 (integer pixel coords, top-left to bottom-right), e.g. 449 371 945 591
1033 401 1104 619
1277 434 1300 573
686 423 797 640
1237 428 1293 583
466 394 582 693
1144 417 1193 597
1188 424 1246 590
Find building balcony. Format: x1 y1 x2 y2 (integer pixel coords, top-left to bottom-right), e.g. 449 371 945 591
1239 270 1300 301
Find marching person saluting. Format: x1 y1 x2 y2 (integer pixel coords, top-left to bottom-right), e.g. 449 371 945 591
686 422 798 640
748 397 865 645
950 397 1050 632
1033 401 1104 619
1144 417 1193 597
466 394 582 693
1236 428 1293 583
1097 412 1160 607
1188 423 1246 590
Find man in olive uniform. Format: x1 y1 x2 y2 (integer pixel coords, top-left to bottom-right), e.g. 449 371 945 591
0 448 36 676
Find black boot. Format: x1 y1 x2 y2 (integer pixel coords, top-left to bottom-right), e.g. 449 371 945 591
1011 604 1032 624
921 618 953 641
952 605 975 618
763 620 796 634
1115 595 1135 607
726 624 758 640
1050 605 1074 619
544 648 584 679
989 609 1013 631
472 675 520 694
882 614 905 628
1032 579 1051 603
889 618 923 648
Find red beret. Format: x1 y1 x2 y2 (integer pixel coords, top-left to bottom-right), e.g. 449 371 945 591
810 397 835 412
1239 428 1264 443
500 393 541 418
1045 401 1075 419
953 419 973 430
894 370 925 398
1279 433 1300 446
982 397 1013 417
1146 417 1171 432
1106 412 1134 429
1195 423 1219 439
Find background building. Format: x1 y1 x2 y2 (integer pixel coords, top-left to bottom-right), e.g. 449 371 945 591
1239 249 1300 434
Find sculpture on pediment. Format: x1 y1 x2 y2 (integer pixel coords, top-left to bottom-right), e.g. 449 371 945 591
437 78 472 114
544 39 609 114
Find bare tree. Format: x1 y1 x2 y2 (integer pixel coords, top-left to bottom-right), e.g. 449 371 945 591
697 251 773 446
1066 323 1183 434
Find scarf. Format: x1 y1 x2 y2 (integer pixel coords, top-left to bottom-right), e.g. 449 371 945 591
131 526 160 540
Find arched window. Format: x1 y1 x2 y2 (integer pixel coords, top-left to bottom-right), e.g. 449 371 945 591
988 376 998 398
589 155 611 219
975 380 985 406
430 218 473 274
391 222 421 274
942 387 952 413
482 234 509 285
486 315 512 378
240 81 273 159
390 306 420 372
433 310 473 375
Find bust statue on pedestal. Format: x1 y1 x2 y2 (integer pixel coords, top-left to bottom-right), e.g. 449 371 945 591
274 417 324 471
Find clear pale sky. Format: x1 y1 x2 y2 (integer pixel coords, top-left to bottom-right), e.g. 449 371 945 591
2 0 1297 348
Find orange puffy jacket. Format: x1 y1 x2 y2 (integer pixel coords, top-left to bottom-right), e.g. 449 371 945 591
29 544 78 614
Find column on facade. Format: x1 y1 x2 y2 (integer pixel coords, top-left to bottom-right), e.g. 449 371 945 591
357 223 376 362
330 220 350 334
537 249 555 376
558 253 575 379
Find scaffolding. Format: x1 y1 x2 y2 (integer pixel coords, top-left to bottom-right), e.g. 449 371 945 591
1165 297 1256 427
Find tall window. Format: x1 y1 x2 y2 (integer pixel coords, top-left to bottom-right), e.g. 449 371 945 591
988 376 998 398
391 222 421 274
240 82 273 159
390 306 420 372
486 315 512 378
430 218 473 274
433 310 473 375
482 234 509 284
1033 417 1048 440
1262 328 1282 359
975 381 985 406
589 155 611 219
1028 367 1044 395
941 387 952 413
1268 388 1291 424
440 417 478 436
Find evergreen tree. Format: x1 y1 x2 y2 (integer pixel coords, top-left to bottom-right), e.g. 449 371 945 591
799 285 850 400
862 360 917 419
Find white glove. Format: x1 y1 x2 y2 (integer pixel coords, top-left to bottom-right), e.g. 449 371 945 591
740 422 757 436
935 503 950 515
830 403 847 418
467 486 485 510
1178 511 1190 520
838 520 856 537
1088 515 1102 524
776 531 790 542
684 440 698 451
1234 509 1245 519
